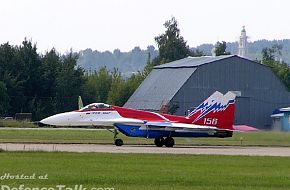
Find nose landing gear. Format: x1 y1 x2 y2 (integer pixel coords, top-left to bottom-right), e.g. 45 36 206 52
114 138 124 146
113 128 124 146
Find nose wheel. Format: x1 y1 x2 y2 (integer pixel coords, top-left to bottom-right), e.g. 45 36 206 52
114 138 124 146
113 127 124 146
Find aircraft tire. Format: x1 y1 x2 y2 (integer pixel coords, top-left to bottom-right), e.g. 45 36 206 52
154 137 164 147
114 139 124 146
164 137 175 147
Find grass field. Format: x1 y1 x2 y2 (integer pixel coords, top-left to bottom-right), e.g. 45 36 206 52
0 152 290 190
1 128 290 146
0 120 37 128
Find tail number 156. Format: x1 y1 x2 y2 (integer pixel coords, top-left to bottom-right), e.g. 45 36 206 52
203 118 218 125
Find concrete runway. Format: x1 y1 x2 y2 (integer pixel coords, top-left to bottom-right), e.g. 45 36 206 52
1 143 290 156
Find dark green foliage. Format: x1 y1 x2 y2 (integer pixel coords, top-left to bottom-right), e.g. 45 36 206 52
145 17 203 74
83 67 113 104
37 49 60 118
168 103 180 115
0 39 42 118
261 44 290 90
214 41 231 56
104 17 202 107
154 17 191 64
82 67 143 107
190 49 204 57
55 52 85 112
0 39 145 120
107 72 144 106
0 81 9 115
3 17 265 121
0 40 86 120
262 44 282 61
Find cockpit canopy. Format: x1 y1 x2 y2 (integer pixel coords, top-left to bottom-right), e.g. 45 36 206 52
80 103 111 111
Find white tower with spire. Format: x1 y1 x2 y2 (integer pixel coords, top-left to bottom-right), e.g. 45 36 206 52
238 26 248 57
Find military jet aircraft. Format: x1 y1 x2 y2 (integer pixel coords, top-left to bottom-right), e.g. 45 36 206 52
41 91 247 147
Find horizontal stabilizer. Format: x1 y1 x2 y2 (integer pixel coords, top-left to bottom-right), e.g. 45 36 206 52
233 125 259 132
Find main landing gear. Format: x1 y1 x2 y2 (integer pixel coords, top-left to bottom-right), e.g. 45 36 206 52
154 137 175 147
111 127 174 147
113 128 123 146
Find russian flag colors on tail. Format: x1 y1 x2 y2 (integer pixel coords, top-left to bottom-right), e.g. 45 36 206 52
187 91 236 130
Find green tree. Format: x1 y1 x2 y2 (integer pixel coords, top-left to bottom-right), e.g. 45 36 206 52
41 49 60 97
83 73 100 104
94 67 113 102
83 67 114 105
262 44 282 62
144 17 203 75
190 49 204 57
214 41 230 56
0 43 18 116
3 39 42 118
106 70 124 106
107 72 143 106
154 17 191 65
0 40 90 120
36 49 61 119
142 53 154 79
262 44 290 90
0 43 16 81
0 81 9 116
56 51 86 112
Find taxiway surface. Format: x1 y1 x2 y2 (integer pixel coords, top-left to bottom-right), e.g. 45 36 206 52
0 143 290 156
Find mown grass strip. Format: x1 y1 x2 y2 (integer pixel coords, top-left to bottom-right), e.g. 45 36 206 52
0 152 290 190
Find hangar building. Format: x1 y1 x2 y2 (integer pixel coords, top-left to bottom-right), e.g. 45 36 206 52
124 55 290 128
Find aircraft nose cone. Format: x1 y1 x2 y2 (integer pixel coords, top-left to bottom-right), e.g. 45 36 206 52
40 117 53 125
40 116 59 126
40 112 73 126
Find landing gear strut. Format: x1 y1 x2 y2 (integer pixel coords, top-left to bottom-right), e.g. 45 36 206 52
113 128 123 146
154 137 175 147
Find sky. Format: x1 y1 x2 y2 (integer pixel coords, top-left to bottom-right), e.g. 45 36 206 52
0 0 290 53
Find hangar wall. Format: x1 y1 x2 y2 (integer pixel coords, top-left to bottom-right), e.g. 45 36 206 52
172 56 290 128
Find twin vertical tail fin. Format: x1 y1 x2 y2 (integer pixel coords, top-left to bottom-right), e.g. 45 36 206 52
78 96 84 110
187 91 236 130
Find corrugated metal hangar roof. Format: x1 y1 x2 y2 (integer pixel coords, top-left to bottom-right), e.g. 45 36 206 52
154 55 233 69
154 55 267 69
125 55 273 112
125 55 290 128
124 67 196 110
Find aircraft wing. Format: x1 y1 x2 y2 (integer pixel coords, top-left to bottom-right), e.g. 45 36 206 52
112 119 218 132
109 117 145 125
143 121 218 131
